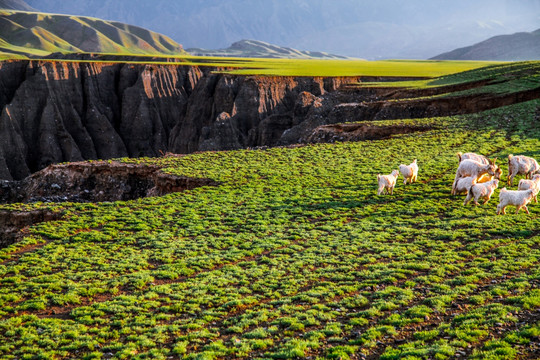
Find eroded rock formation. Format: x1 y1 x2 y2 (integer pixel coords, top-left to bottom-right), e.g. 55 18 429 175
1 60 539 181
0 60 363 180
0 160 219 203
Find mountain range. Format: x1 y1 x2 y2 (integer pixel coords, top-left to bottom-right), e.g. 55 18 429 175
2 0 540 61
186 40 349 59
23 0 540 59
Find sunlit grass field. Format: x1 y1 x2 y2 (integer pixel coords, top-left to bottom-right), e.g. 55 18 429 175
0 96 539 358
184 57 500 78
2 54 499 78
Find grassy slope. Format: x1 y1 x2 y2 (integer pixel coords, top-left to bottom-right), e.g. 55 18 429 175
0 9 186 57
357 61 540 90
349 61 540 108
0 65 539 358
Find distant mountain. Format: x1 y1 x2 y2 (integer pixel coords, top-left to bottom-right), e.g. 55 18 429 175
186 40 349 59
24 0 540 60
431 28 540 61
0 0 34 11
0 9 186 58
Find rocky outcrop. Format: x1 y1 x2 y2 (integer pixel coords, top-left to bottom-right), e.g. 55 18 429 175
0 60 202 180
0 160 219 204
169 75 349 153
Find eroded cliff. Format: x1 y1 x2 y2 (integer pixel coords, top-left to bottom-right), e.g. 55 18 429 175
0 60 363 180
1 60 538 181
0 60 201 180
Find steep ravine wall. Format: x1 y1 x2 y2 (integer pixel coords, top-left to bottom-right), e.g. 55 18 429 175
0 60 202 181
0 60 362 181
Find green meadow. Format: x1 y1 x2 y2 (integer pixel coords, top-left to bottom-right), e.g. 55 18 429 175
1 85 539 359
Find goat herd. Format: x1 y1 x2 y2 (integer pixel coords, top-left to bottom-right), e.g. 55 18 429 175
377 153 540 215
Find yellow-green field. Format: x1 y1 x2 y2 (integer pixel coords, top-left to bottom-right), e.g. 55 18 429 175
0 51 500 79
182 57 501 78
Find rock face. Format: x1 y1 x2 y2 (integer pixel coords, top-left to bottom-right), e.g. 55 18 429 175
0 60 202 180
0 60 362 180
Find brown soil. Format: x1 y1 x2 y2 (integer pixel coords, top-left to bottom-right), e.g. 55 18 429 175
0 209 63 248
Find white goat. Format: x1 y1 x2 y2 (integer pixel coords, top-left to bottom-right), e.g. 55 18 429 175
496 188 535 215
451 159 497 195
377 170 399 195
457 152 489 165
463 179 499 206
399 159 418 185
518 174 540 203
454 176 477 195
507 154 540 186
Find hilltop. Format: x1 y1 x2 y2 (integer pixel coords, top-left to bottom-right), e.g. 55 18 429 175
0 9 186 58
431 28 540 61
186 39 349 59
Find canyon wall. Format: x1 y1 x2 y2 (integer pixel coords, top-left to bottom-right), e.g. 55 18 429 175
0 60 361 181
1 60 538 181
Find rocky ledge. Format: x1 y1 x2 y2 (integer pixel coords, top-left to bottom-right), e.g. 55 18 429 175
0 160 218 204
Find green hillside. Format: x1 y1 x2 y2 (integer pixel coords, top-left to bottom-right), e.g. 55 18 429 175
0 9 186 58
1 62 540 359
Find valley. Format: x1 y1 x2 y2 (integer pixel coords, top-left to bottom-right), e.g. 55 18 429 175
1 2 540 359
